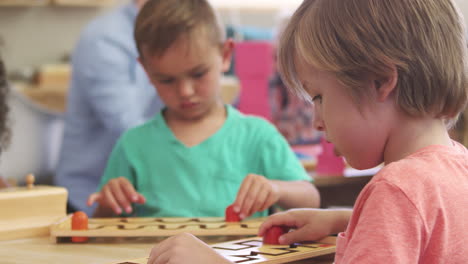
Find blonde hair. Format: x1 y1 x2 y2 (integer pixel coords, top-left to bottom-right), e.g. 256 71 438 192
134 0 225 58
279 0 468 120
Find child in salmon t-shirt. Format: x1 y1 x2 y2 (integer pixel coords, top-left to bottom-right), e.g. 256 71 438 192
145 0 468 263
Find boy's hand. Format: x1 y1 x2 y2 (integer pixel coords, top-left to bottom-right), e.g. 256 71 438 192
232 174 280 219
147 233 231 264
258 209 351 245
87 177 146 215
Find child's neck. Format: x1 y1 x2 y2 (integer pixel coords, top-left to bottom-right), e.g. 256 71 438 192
166 102 227 147
383 115 453 164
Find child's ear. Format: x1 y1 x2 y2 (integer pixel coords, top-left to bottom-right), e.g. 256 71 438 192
374 65 398 102
221 39 234 73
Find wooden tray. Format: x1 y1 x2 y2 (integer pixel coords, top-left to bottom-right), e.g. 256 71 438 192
50 215 264 242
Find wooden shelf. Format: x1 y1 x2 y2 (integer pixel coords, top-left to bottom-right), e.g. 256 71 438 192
0 0 115 6
0 0 50 6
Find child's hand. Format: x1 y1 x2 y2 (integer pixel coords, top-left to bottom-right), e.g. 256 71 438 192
258 209 350 245
232 174 280 219
87 177 146 215
147 233 231 264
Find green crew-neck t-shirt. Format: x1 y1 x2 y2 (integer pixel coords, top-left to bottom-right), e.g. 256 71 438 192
99 105 311 217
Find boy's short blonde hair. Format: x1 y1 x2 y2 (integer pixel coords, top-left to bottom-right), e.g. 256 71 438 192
280 0 468 119
134 0 225 59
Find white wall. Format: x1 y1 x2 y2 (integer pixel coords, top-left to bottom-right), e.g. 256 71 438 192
0 1 467 73
455 0 468 26
0 6 112 73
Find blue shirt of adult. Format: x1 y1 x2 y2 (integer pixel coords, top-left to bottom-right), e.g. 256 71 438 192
55 2 163 215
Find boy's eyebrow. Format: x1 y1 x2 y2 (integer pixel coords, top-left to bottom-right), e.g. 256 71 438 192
152 64 208 78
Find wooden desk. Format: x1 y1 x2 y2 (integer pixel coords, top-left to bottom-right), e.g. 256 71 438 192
311 166 379 208
0 236 334 264
314 175 373 208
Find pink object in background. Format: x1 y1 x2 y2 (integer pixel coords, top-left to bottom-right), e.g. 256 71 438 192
234 41 273 121
316 137 346 177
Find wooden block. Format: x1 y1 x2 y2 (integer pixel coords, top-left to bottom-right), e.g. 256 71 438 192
50 216 264 242
34 64 71 91
0 185 67 241
108 236 336 264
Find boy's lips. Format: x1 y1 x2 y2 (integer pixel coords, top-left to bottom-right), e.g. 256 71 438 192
326 138 342 156
180 101 198 109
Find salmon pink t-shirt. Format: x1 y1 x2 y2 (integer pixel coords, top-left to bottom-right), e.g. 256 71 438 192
335 141 468 263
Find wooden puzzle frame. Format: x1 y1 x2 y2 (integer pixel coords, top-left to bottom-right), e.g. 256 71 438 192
50 215 264 242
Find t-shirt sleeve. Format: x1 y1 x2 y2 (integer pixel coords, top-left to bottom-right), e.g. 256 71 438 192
336 181 424 264
257 123 311 182
75 29 159 136
97 138 136 191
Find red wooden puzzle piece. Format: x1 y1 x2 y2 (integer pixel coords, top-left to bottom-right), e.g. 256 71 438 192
263 225 289 245
225 204 241 222
71 211 89 243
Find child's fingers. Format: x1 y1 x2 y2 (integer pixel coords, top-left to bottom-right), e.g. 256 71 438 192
247 184 269 217
240 179 262 218
147 236 175 264
118 178 146 204
102 187 122 215
149 250 169 264
277 229 307 245
109 181 133 214
258 191 277 213
136 193 146 204
87 192 101 207
233 174 253 215
120 178 141 203
258 212 297 236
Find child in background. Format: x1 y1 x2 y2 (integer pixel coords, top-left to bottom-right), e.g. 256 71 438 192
145 0 468 263
0 55 10 189
87 0 320 218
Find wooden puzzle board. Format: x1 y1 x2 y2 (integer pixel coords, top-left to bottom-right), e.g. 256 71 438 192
50 215 264 242
109 236 336 264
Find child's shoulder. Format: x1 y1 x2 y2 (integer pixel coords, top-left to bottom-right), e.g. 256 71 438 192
228 106 279 134
375 142 467 186
119 116 160 143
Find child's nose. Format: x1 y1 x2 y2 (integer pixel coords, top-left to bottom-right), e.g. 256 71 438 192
313 106 325 131
178 80 195 97
313 118 325 131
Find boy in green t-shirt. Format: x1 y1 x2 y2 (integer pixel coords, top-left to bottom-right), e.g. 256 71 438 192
87 0 320 218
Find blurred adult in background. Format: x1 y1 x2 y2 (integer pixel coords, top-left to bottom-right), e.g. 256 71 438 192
0 55 11 189
55 0 164 215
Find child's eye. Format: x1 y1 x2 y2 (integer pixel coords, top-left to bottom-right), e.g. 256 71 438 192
312 95 322 103
158 78 174 84
192 71 207 79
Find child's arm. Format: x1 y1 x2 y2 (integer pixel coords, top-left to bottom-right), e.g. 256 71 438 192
147 233 232 264
258 208 352 244
232 174 319 219
274 179 320 209
87 177 146 217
